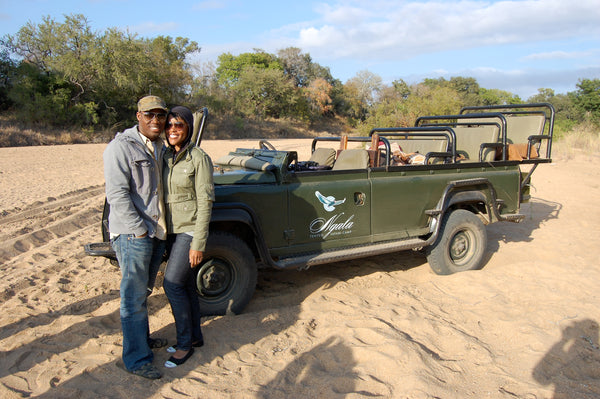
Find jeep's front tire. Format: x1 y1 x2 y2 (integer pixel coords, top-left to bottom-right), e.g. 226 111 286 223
196 232 257 315
426 209 487 275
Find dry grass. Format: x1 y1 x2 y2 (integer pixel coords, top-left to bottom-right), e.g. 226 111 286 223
553 123 600 160
202 114 350 140
0 115 114 147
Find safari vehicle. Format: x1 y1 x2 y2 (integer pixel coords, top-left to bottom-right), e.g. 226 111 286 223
85 103 555 316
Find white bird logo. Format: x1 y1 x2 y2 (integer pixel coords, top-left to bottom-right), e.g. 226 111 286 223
315 191 346 212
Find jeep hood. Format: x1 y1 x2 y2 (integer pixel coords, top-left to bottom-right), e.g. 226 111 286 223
213 168 277 184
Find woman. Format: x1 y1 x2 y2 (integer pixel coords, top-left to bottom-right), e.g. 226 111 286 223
162 105 214 368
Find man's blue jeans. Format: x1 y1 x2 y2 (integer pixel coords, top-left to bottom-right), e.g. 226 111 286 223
163 233 203 351
112 234 166 371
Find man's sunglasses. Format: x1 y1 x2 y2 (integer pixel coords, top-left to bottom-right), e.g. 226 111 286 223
141 111 167 121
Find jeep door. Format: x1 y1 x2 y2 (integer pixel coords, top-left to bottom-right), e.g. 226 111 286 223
280 169 371 255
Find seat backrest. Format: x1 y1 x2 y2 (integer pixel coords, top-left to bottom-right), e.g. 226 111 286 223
332 149 370 170
453 125 500 162
392 138 447 155
505 114 545 144
309 148 336 167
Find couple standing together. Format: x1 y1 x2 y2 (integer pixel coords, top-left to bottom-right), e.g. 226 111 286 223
103 95 214 379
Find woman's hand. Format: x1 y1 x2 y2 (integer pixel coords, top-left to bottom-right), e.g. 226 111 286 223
189 249 203 268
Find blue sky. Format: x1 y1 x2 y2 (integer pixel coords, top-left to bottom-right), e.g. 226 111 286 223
1 0 599 99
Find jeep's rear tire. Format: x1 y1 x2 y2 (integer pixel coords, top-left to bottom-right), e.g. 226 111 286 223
196 232 257 316
426 209 487 275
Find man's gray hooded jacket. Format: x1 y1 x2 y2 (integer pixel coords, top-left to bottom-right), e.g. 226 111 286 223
103 126 164 238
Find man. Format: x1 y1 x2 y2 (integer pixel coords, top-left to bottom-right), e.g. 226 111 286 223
103 95 169 379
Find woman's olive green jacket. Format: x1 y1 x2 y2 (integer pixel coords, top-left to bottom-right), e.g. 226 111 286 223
163 144 215 251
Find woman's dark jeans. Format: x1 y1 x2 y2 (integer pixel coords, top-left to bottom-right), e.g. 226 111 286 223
164 233 203 350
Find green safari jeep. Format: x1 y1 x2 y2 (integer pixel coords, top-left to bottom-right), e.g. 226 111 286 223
85 103 555 315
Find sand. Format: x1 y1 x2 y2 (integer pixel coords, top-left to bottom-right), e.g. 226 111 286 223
0 139 599 399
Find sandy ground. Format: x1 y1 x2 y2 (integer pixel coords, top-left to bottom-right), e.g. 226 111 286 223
0 139 599 399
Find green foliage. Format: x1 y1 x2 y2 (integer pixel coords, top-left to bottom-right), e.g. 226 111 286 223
2 14 198 128
276 47 335 89
216 50 281 87
573 78 600 125
277 47 313 88
213 48 338 122
0 48 15 110
338 70 384 125
190 63 230 116
7 62 96 125
392 79 411 99
231 66 303 119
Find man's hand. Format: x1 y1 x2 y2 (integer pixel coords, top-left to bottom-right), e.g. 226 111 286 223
189 250 203 268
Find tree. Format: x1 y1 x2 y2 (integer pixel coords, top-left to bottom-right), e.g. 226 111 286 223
189 61 229 115
3 14 100 124
423 76 484 107
403 84 463 121
2 14 199 127
304 78 333 116
392 79 411 100
142 36 199 104
216 50 281 87
340 70 383 123
345 70 382 107
277 47 313 88
5 14 98 97
0 48 15 110
528 88 555 103
232 66 299 119
573 78 600 125
479 88 522 105
448 76 480 106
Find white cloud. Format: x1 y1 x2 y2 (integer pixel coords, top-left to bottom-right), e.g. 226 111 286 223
295 0 600 61
523 50 596 61
318 3 373 25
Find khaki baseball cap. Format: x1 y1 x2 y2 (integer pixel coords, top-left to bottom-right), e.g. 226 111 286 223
137 95 167 112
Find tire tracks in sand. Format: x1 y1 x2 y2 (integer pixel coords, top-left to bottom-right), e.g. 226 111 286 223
0 185 106 301
0 185 105 264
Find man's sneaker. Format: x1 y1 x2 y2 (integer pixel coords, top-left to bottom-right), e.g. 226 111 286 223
131 363 162 379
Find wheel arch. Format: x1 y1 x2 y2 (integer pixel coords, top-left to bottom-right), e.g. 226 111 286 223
429 179 497 236
445 190 491 223
209 205 269 265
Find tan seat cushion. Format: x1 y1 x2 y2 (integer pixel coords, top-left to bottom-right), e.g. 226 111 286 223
332 149 369 170
309 148 336 167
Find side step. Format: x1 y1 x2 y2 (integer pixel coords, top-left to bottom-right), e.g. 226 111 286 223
274 237 429 270
84 242 116 259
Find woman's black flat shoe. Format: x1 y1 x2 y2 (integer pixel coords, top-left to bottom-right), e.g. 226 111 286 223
164 347 195 368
